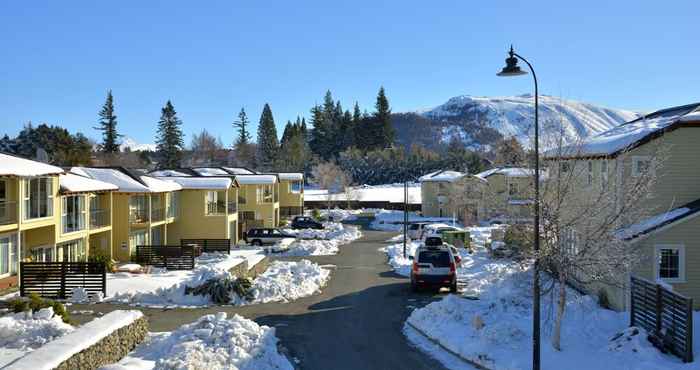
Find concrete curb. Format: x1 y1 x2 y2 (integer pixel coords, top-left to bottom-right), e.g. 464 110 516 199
405 320 494 370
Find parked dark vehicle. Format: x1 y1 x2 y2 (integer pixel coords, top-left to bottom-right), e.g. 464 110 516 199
410 237 459 293
291 216 324 230
244 228 295 246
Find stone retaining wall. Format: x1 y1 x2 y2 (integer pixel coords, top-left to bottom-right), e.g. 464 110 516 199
227 256 269 279
54 315 148 370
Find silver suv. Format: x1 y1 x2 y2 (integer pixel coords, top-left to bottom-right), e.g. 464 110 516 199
409 236 459 293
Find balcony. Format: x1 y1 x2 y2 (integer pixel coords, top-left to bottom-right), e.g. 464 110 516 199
0 200 17 225
129 209 149 223
89 209 110 229
206 201 226 215
227 201 237 214
151 207 165 222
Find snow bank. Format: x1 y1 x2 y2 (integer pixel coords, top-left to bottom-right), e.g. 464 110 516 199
369 209 457 231
6 310 142 370
0 308 73 351
278 223 362 256
246 260 331 304
103 313 293 370
404 233 700 370
381 241 420 277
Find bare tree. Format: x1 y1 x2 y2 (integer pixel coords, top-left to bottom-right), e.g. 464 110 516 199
190 129 223 166
538 133 666 351
311 161 351 212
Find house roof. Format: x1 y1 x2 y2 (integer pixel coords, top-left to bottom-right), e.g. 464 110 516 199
0 152 63 177
615 198 700 241
156 176 233 190
149 169 193 177
545 102 700 160
475 167 536 179
191 167 231 176
234 174 278 185
418 170 466 183
71 167 181 193
276 173 304 181
222 167 257 175
59 173 118 194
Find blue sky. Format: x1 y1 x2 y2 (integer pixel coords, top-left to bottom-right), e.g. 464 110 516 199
1 1 698 146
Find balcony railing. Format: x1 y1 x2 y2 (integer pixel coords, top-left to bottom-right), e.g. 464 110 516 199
227 201 237 214
151 207 165 222
206 201 226 215
90 209 110 229
62 215 85 234
0 200 17 225
129 209 149 223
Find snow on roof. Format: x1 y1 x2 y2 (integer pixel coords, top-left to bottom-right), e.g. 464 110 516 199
0 152 63 177
71 167 181 193
158 176 232 190
59 173 118 193
419 170 466 183
235 174 278 185
615 199 700 240
5 310 143 370
192 167 230 176
149 169 192 177
475 167 535 179
305 184 422 204
277 173 303 181
546 103 700 159
223 167 256 175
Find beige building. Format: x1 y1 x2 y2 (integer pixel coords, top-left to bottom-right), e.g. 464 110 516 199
474 167 538 223
545 102 700 310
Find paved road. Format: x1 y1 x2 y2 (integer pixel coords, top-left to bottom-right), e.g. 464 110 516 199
73 230 450 370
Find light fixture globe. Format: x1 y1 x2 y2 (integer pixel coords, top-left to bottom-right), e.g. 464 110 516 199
497 46 527 77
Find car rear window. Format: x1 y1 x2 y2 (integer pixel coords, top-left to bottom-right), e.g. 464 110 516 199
418 251 451 267
409 224 419 230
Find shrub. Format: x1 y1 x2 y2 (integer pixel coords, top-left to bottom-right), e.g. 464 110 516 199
311 208 321 221
504 225 533 256
185 277 254 304
88 252 115 272
8 293 73 324
279 219 289 227
598 288 612 310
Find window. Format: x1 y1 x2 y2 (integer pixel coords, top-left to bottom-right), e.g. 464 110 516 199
632 156 652 177
257 184 273 203
129 229 148 248
238 192 247 205
0 180 9 225
205 191 226 215
290 181 302 194
600 160 608 187
587 161 593 186
168 192 179 219
62 195 85 234
508 182 518 196
23 177 53 220
31 245 54 262
240 211 256 221
0 234 17 276
655 245 685 282
58 239 86 262
151 226 163 246
129 195 148 222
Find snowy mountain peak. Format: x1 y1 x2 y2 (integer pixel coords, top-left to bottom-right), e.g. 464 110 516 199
120 137 156 152
419 95 639 148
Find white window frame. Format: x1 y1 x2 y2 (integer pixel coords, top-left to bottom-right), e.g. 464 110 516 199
0 233 18 277
58 239 86 262
31 245 55 262
632 156 653 178
290 180 302 194
23 177 53 220
62 195 86 234
654 244 686 283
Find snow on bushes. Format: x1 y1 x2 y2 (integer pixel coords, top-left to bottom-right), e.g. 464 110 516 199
0 308 73 350
104 313 293 370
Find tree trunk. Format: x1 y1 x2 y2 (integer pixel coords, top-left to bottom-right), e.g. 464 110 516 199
552 273 567 351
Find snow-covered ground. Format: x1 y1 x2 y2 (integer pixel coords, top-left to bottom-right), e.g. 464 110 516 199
0 308 74 367
108 255 331 308
317 208 459 232
305 183 421 204
402 226 700 370
102 313 293 370
278 222 362 257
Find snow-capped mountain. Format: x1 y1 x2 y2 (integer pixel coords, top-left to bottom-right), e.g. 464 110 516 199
120 137 156 152
412 94 639 149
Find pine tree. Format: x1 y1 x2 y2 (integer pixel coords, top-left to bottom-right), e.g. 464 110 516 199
374 86 394 149
280 120 294 146
233 108 252 146
256 103 280 170
95 90 121 153
155 100 185 169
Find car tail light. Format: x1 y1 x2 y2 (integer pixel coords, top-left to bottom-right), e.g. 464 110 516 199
412 262 419 274
449 262 456 275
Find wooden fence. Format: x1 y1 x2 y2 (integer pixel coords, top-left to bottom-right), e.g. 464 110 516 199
134 245 196 270
181 239 231 255
20 262 106 299
630 276 694 362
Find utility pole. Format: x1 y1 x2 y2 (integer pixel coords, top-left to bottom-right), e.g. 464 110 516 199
403 180 408 258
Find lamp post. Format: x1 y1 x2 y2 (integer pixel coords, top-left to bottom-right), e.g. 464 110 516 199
497 45 541 370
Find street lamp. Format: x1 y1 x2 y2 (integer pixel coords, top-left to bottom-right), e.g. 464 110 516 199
497 45 541 370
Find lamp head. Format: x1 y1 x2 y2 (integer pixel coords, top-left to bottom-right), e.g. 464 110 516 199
497 45 527 77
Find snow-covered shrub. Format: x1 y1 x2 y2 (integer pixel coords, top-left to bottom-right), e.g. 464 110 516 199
8 293 72 324
185 277 254 304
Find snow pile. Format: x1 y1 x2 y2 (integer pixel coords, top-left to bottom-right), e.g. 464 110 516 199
403 229 700 370
278 223 362 256
369 209 456 231
277 239 340 257
246 260 331 304
103 313 293 370
317 208 363 221
381 241 420 277
0 308 73 350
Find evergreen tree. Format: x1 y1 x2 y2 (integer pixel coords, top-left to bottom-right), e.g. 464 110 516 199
309 104 334 159
280 120 294 146
95 90 121 153
373 86 394 149
155 100 185 169
233 108 252 146
255 103 279 170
